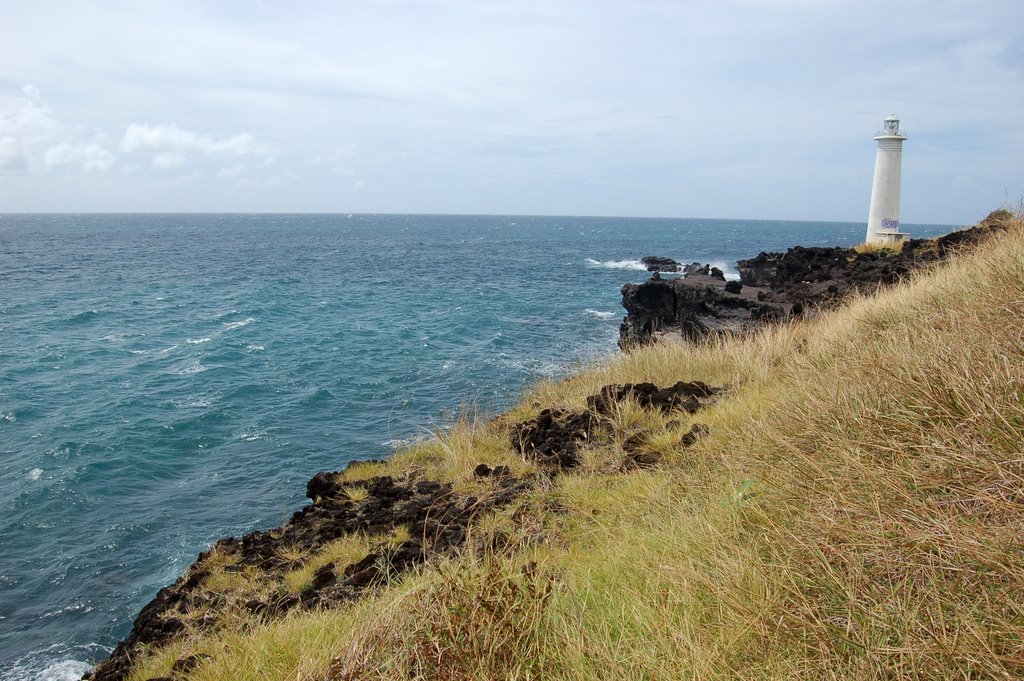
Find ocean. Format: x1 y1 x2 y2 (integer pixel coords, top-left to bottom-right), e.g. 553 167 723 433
0 213 955 679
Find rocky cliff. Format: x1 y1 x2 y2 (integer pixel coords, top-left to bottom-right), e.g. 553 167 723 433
619 211 1011 349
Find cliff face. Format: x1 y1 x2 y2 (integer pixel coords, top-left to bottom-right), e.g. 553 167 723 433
619 211 1011 349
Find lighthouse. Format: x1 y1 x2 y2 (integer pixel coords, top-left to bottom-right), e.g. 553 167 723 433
865 113 908 245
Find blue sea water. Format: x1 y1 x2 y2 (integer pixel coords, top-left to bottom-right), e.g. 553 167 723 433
0 213 955 679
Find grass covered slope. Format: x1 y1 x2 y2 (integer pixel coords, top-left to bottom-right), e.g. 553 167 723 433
127 214 1024 680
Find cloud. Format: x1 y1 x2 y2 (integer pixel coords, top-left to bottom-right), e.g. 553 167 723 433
0 85 62 174
152 151 186 169
216 164 247 179
0 2 1021 219
0 85 116 175
120 123 269 168
311 144 358 165
44 141 116 172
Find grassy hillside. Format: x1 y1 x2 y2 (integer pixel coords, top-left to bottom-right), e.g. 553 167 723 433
125 212 1024 680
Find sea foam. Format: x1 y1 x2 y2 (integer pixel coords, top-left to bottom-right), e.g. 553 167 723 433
584 258 650 271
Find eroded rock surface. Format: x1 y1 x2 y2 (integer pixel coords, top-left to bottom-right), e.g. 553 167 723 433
619 272 790 349
510 408 597 469
586 381 720 415
511 381 722 471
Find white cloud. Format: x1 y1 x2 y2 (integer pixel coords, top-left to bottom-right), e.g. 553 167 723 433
120 123 268 168
152 151 186 169
352 180 367 192
0 136 30 173
0 85 116 175
44 141 116 172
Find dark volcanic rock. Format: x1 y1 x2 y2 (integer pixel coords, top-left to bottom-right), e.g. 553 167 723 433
680 423 710 448
618 272 789 349
586 381 719 415
620 215 1009 349
510 408 597 469
736 213 1010 309
641 256 682 272
87 464 535 681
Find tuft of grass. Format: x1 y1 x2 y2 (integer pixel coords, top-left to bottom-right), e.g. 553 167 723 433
328 555 557 681
342 486 369 502
337 459 389 483
282 534 375 594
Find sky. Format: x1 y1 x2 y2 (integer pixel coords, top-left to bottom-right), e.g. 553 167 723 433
1 0 1021 223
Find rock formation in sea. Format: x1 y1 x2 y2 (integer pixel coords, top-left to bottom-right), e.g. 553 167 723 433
640 255 682 272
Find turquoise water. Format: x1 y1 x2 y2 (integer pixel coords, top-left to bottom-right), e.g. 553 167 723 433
0 213 954 678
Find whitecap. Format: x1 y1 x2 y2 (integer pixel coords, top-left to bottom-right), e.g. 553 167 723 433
157 344 180 354
186 337 212 345
29 468 43 480
584 309 617 320
382 434 429 450
584 258 650 271
2 411 15 422
705 260 741 281
238 429 267 442
38 659 94 681
223 317 255 331
177 361 208 376
246 344 265 352
495 356 564 377
128 349 148 355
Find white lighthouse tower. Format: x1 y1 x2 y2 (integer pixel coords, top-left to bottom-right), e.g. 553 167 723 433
865 113 909 245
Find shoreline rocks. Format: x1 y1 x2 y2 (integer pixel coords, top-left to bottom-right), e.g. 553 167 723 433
618 271 792 350
619 212 1010 349
85 464 532 681
640 255 682 272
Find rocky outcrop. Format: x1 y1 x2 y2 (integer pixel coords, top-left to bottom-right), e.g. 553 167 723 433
735 214 1010 309
641 256 682 272
585 381 720 415
511 381 722 471
618 271 792 349
510 408 597 469
86 464 532 681
620 212 1011 349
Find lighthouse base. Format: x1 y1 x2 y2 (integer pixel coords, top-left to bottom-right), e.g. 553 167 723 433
867 230 910 247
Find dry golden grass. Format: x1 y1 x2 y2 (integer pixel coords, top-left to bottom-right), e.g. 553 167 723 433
126 213 1024 680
